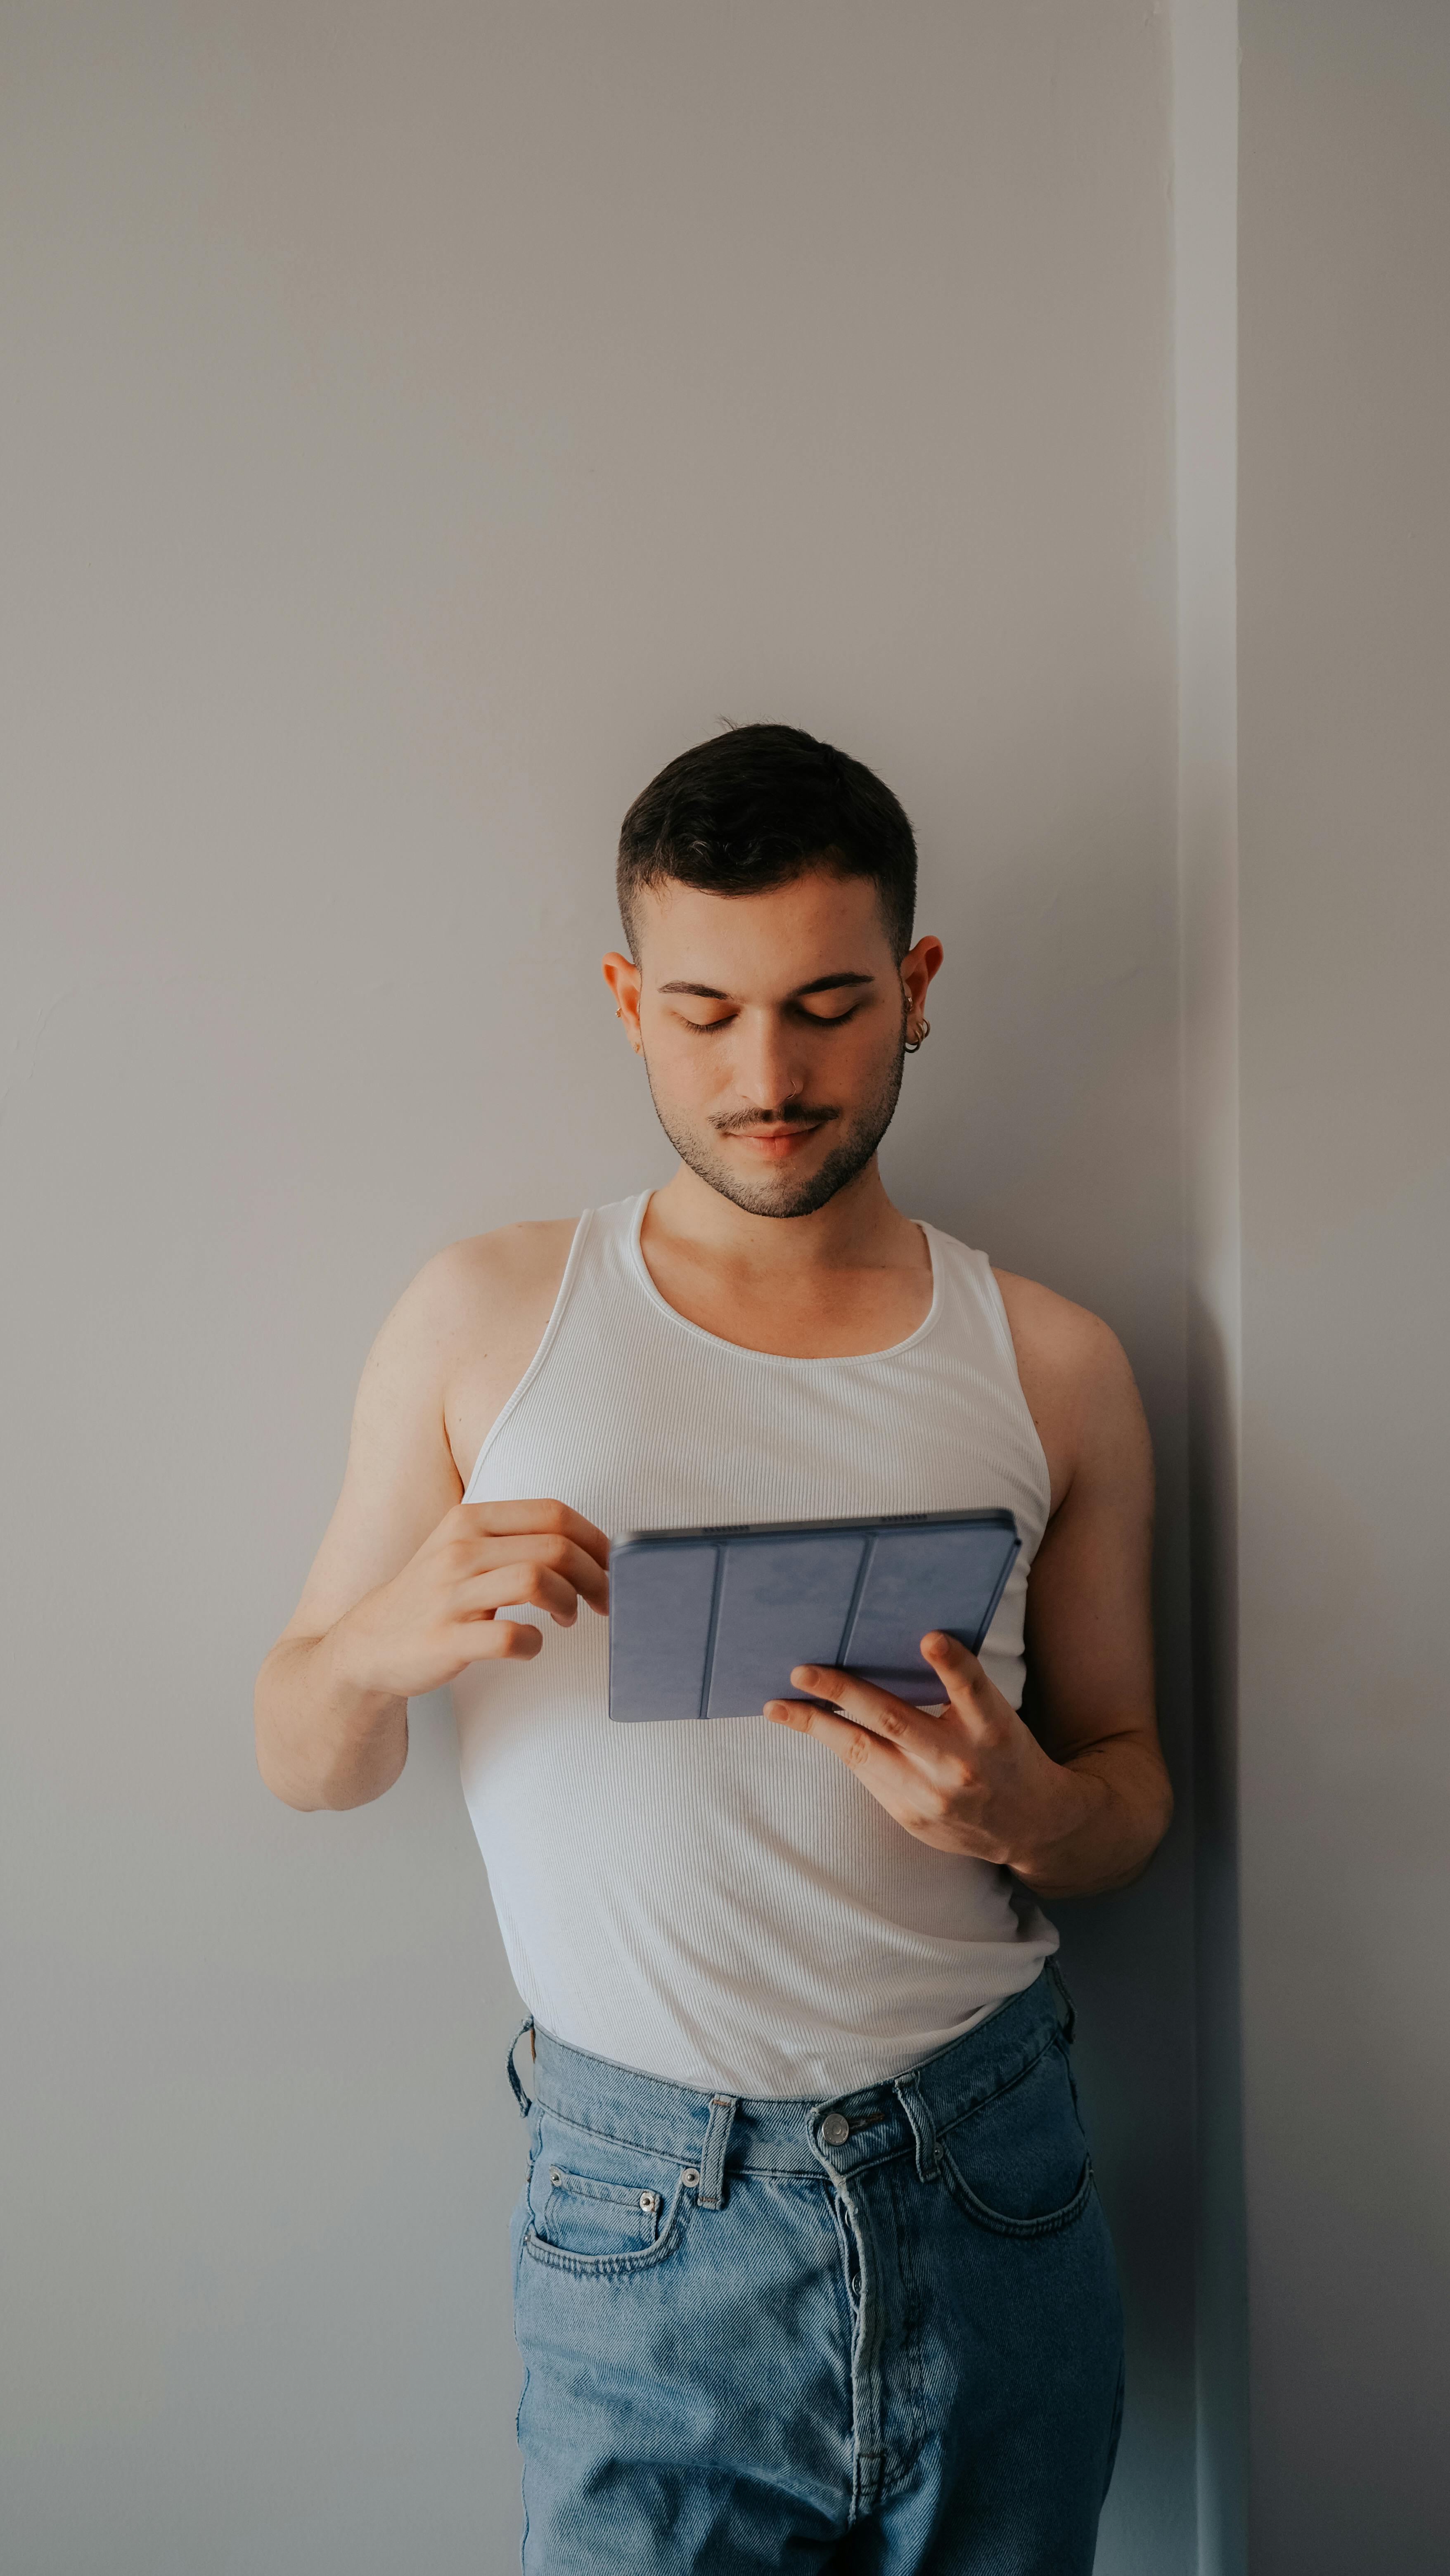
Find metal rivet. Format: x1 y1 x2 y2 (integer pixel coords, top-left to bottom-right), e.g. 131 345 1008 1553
550 2169 563 2185
639 2190 656 2211
681 2168 699 2187
821 2112 851 2147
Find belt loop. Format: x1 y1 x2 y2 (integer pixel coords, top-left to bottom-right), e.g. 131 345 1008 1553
506 2013 536 2115
697 2094 738 2209
1045 1956 1076 2044
892 2068 941 2185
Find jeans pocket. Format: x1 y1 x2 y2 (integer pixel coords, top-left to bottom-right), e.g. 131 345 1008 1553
939 2032 1095 2240
539 2164 665 2258
521 2112 694 2278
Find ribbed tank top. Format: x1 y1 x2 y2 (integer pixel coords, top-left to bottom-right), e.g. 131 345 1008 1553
450 1191 1057 2096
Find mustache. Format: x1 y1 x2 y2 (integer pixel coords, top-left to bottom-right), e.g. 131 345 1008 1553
710 1104 841 1135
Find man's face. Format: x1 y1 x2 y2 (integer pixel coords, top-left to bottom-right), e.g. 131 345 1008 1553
603 869 941 1220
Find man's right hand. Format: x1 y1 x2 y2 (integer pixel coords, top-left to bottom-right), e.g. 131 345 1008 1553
332 1499 611 1702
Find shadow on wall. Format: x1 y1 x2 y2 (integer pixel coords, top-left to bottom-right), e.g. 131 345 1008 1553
1187 1287 1248 2576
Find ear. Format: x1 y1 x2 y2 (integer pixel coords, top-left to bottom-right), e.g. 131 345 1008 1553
900 934 943 1022
601 952 644 1053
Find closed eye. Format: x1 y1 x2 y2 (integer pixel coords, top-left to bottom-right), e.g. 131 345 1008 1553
680 1008 861 1032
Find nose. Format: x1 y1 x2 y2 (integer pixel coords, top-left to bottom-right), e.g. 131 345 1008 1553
732 1007 808 1111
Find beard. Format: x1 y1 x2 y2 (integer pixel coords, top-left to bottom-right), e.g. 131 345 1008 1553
644 1023 908 1220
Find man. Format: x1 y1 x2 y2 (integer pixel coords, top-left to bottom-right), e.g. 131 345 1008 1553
255 724 1171 2575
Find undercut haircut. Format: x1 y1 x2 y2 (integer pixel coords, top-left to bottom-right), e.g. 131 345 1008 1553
616 723 917 961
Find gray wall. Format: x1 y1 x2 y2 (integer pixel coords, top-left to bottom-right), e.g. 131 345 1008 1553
2 7 1194 2570
1237 5 1450 2567
1172 4 1246 2570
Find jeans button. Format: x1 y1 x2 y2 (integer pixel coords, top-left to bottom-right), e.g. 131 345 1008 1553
822 2112 851 2147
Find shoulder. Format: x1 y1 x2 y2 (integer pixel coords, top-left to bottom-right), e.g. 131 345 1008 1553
415 1221 582 1486
363 1217 579 1390
990 1268 1150 1517
429 1217 580 1307
990 1268 1131 1397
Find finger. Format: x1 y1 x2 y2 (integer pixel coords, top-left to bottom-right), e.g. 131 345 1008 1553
762 1692 911 1791
456 1499 611 1570
454 1563 585 1625
453 1532 610 1610
788 1664 943 1760
455 1617 543 1664
919 1632 997 1731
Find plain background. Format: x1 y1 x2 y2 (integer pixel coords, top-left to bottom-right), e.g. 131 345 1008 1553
3 3 1446 2571
3 6 1193 2569
1236 2 1450 2566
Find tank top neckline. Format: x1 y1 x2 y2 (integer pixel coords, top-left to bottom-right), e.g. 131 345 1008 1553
623 1188 944 1368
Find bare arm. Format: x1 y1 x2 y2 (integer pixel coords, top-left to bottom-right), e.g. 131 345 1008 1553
763 1288 1172 1901
1005 1298 1169 1896
254 1226 601 1812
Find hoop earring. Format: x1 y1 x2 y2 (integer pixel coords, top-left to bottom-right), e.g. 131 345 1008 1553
904 1018 931 1053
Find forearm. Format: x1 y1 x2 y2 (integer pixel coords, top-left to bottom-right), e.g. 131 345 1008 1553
1007 1732 1173 1900
254 1623 409 1812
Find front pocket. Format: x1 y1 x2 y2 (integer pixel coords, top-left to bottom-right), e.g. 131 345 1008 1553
938 2031 1096 2240
538 2163 666 2259
521 2113 694 2278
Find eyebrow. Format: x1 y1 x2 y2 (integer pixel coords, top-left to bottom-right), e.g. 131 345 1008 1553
656 972 877 999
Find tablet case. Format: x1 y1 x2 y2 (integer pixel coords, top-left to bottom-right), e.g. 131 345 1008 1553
607 1508 1020 1722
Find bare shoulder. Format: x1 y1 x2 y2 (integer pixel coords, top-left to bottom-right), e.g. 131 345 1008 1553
427 1216 580 1310
426 1219 580 1487
268 1219 580 1650
367 1217 576 1366
991 1268 1151 1517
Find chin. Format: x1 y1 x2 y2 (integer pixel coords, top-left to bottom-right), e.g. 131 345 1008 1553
695 1141 875 1221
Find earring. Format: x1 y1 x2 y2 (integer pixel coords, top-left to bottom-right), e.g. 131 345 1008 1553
904 1017 931 1052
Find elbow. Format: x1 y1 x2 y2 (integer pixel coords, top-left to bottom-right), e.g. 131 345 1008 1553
252 1657 335 1812
253 1689 407 1814
253 1702 329 1812
1102 1772 1176 1895
254 1738 328 1812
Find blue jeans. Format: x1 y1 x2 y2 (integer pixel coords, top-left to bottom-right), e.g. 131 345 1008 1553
505 1968 1124 2573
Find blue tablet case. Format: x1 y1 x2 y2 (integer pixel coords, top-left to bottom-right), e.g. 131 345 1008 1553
607 1508 1020 1723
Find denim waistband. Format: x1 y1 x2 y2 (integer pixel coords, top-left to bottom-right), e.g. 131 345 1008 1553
507 1967 1070 2185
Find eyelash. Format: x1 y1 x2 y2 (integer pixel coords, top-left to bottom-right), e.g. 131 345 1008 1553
682 1007 861 1034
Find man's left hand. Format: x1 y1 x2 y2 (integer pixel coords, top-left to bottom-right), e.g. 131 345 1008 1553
763 1633 1090 1878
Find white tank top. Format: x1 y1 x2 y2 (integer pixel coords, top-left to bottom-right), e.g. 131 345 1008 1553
450 1191 1057 2096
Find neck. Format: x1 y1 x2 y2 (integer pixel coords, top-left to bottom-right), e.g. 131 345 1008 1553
646 1158 925 1278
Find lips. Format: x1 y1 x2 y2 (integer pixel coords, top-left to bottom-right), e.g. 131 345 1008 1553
729 1125 824 1155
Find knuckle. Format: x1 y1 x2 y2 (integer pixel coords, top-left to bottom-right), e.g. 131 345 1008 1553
842 1730 871 1772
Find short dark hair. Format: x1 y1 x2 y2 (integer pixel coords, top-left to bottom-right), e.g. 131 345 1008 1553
617 722 917 959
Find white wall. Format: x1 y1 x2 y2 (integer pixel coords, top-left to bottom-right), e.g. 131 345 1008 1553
1237 5 1450 2566
2 8 1193 2570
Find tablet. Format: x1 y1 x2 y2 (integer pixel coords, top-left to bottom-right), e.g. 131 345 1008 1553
607 1507 1020 1723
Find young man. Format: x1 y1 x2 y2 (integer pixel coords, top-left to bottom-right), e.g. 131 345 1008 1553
255 724 1171 2575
